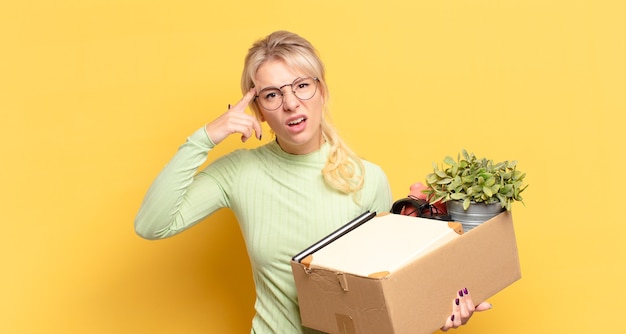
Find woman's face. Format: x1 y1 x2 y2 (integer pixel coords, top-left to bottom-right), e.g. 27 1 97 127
254 60 325 155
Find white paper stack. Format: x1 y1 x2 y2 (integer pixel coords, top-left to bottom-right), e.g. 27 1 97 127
309 213 462 277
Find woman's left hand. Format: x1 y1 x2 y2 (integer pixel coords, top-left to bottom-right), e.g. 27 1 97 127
441 288 492 331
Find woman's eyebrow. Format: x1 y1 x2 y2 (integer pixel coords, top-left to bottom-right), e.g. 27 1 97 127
256 85 277 91
256 77 302 92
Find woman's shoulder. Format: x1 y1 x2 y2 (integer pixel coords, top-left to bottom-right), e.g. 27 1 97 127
361 158 386 175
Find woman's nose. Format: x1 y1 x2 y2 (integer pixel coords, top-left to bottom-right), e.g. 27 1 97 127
281 90 299 111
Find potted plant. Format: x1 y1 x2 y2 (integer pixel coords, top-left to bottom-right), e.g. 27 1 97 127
422 149 527 232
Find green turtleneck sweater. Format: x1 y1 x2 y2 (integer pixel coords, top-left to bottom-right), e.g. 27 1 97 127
135 127 392 333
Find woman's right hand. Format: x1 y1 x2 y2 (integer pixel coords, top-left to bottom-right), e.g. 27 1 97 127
205 88 262 145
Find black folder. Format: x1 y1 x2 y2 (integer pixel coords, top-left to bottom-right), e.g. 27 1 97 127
292 211 377 263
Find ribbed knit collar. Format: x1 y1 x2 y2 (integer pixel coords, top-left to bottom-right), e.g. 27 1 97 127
266 139 330 164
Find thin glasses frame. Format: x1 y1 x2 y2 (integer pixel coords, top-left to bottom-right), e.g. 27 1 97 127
254 77 319 111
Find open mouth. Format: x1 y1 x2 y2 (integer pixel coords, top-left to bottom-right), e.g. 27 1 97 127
287 116 307 127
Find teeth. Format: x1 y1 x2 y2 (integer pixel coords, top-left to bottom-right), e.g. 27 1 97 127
288 117 306 125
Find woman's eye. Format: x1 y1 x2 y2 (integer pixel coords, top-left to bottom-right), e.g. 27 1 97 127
264 91 279 100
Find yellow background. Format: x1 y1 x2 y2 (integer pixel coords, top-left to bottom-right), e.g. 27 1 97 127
2 0 624 333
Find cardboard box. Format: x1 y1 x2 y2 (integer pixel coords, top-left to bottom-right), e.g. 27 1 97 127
290 211 521 334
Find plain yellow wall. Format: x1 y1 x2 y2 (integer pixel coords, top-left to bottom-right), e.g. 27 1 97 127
2 0 624 333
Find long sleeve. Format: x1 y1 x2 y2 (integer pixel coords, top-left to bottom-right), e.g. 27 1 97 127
134 127 228 239
133 133 393 333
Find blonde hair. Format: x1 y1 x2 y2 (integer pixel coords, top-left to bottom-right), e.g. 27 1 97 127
241 31 365 196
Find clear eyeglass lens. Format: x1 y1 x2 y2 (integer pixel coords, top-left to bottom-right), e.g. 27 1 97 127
258 77 317 110
259 89 283 110
292 77 317 100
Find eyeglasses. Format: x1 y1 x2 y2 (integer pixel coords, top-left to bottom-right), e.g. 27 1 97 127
254 77 319 111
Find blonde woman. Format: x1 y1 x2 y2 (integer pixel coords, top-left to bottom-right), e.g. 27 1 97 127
135 31 489 333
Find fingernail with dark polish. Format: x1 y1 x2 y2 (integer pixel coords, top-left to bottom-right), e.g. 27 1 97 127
455 298 459 305
451 314 455 321
464 288 469 295
458 289 464 297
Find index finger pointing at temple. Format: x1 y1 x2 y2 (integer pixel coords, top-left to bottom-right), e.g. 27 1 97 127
240 87 262 140
233 88 257 112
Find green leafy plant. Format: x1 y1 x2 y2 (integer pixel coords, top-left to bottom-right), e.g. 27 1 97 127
423 149 528 211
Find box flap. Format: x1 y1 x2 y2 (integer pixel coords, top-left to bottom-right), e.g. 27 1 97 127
291 261 393 333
